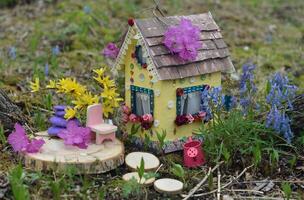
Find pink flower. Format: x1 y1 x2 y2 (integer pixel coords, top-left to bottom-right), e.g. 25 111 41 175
58 121 91 149
122 105 131 115
142 114 153 123
198 111 206 119
122 114 129 123
102 43 119 59
8 123 45 153
186 114 194 124
129 114 138 123
163 18 201 61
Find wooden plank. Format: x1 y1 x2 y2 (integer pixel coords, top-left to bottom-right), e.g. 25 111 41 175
214 38 227 49
157 67 172 80
145 31 222 47
149 40 217 56
176 64 200 78
135 13 219 38
153 48 229 67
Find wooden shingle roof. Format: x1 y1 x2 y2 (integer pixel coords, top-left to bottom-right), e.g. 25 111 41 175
134 12 235 80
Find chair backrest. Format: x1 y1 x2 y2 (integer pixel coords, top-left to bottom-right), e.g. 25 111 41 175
86 104 104 127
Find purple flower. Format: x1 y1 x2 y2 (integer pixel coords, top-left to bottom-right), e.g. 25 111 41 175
44 63 49 76
102 43 119 59
163 18 201 61
239 63 258 115
83 5 91 14
52 45 60 56
8 123 45 153
8 46 16 60
58 121 91 149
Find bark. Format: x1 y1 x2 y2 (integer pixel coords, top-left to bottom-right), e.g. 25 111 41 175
0 89 28 131
289 94 304 135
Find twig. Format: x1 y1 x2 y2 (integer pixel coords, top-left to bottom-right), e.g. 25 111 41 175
232 196 295 200
191 164 254 197
223 189 264 195
182 161 223 200
217 168 221 200
155 163 163 173
31 105 54 114
235 180 304 184
153 0 165 17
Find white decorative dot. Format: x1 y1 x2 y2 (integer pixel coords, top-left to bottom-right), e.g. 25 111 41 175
154 120 160 127
139 73 145 82
189 77 196 83
155 89 160 97
167 100 174 109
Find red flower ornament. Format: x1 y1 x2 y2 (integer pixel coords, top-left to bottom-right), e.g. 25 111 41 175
128 18 134 26
176 88 184 96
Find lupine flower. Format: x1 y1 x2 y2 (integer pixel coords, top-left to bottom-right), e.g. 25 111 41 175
52 45 60 56
58 121 91 149
239 63 258 115
44 63 49 76
83 5 91 14
266 73 297 109
163 18 201 61
8 46 16 60
265 72 297 143
102 43 119 59
8 123 45 153
266 106 293 143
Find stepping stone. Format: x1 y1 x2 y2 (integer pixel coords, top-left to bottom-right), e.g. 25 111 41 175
55 110 66 117
47 126 66 136
154 178 183 194
53 105 66 111
122 172 155 185
125 152 160 171
49 116 67 127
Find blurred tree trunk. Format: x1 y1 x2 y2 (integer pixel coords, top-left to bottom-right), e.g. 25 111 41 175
289 94 304 135
0 89 28 132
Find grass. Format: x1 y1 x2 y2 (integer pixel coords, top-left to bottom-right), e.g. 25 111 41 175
0 0 303 199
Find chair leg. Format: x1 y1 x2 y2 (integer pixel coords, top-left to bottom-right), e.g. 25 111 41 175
95 132 116 144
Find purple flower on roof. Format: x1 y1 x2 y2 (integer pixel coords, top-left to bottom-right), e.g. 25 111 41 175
163 18 201 61
8 123 45 153
102 43 119 59
58 121 91 149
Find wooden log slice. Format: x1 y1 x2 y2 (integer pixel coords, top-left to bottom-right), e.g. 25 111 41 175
154 178 183 194
23 131 124 174
122 172 155 185
125 152 160 171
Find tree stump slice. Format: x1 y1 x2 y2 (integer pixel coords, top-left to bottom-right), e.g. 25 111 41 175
23 131 124 174
122 172 155 185
154 178 183 194
125 152 160 171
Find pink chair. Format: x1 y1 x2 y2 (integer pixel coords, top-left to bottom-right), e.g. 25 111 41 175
86 104 117 145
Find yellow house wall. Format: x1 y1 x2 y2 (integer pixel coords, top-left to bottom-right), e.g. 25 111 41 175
124 39 222 141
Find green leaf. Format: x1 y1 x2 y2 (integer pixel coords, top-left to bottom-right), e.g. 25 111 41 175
9 165 30 200
136 157 145 181
281 182 292 200
171 163 185 182
266 80 271 95
130 124 140 136
0 125 6 145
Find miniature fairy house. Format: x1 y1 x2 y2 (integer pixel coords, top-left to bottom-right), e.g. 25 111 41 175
114 12 235 153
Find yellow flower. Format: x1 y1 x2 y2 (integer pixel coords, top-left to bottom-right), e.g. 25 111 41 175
64 107 77 119
101 87 119 100
94 76 115 88
102 101 114 118
93 67 106 77
72 92 99 109
46 80 57 89
57 78 86 97
30 78 40 92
